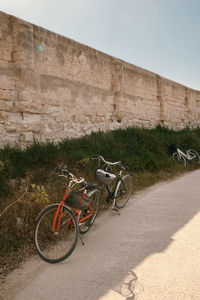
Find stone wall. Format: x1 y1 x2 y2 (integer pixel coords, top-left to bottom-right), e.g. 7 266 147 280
0 11 200 148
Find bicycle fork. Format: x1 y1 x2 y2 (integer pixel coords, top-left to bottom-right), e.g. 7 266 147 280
52 188 70 233
52 201 64 233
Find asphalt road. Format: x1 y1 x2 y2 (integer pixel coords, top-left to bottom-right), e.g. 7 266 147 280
1 169 200 300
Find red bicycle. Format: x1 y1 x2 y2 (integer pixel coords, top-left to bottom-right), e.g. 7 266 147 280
34 168 100 263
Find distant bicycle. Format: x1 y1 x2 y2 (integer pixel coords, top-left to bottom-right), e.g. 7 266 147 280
173 148 200 166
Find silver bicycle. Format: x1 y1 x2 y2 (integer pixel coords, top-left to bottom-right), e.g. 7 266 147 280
173 148 200 166
93 155 133 214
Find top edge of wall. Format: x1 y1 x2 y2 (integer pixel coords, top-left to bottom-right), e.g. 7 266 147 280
0 9 199 93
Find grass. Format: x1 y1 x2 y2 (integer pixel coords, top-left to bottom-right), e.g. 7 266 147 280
0 125 200 277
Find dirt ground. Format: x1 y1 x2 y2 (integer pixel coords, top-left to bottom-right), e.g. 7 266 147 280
1 169 200 300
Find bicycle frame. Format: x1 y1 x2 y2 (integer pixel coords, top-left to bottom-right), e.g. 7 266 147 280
177 148 192 160
102 175 126 208
52 188 95 233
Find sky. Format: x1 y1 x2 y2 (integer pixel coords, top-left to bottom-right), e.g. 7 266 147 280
0 0 200 90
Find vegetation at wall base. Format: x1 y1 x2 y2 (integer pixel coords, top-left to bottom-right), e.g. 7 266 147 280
0 125 200 278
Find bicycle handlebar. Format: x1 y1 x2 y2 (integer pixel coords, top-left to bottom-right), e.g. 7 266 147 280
92 155 121 165
55 167 70 176
56 167 85 187
92 155 129 170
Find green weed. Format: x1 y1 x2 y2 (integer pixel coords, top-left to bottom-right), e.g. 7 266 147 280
0 125 200 266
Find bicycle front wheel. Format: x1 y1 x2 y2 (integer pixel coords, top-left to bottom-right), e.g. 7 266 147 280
114 174 133 209
79 189 100 235
34 204 78 263
187 149 200 163
173 152 186 166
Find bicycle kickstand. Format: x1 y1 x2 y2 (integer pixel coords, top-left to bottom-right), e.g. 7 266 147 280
112 207 120 216
79 235 85 246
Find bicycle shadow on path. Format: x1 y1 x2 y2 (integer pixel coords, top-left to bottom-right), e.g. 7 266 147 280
1 169 200 300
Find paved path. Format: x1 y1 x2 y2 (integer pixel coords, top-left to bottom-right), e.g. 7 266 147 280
1 169 200 300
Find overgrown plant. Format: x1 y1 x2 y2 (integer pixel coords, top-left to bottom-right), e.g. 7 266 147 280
0 125 200 272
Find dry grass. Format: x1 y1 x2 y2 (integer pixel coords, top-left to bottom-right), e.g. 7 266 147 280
0 126 200 279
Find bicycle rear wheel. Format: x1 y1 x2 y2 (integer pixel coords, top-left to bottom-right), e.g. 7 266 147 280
114 174 133 209
173 152 186 166
34 204 78 263
79 189 100 234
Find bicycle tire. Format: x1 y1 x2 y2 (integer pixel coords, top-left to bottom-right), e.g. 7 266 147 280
187 149 200 163
114 174 133 209
79 189 100 234
34 204 78 263
173 152 186 166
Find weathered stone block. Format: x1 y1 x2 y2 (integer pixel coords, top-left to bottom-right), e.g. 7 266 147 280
7 112 23 123
0 60 14 69
6 132 20 145
0 123 4 132
0 75 15 89
0 100 13 111
0 49 12 61
0 89 11 101
47 105 64 116
19 91 41 101
20 132 34 142
7 122 41 133
18 101 44 114
46 122 64 132
23 113 42 123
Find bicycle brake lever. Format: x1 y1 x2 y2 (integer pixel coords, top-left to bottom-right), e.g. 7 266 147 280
63 170 70 176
